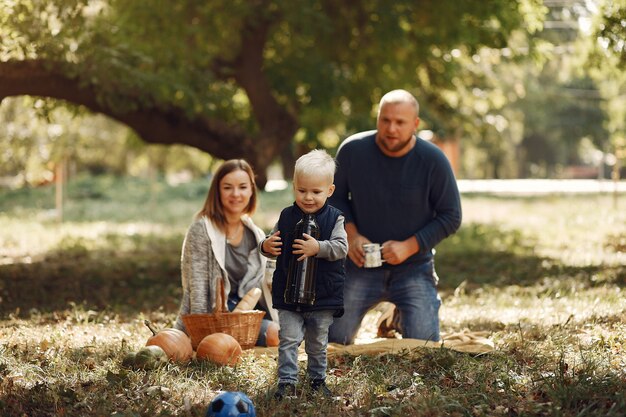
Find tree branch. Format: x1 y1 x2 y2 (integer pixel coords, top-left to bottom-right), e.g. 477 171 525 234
0 59 253 159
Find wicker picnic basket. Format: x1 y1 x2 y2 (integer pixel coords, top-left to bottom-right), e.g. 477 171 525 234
182 279 265 350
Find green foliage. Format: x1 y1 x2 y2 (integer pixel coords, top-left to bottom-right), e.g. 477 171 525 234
0 0 544 159
515 72 609 176
0 174 208 222
596 0 626 68
3 0 621 180
579 0 626 173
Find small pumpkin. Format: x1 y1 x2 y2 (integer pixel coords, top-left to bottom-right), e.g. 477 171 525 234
144 320 193 362
265 322 280 347
121 352 137 368
134 345 169 369
196 333 242 366
122 345 168 370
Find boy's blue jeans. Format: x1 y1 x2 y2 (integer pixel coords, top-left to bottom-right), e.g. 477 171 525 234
328 259 441 344
277 309 335 385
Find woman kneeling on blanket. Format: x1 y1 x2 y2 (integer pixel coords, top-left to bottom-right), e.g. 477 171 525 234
174 159 279 346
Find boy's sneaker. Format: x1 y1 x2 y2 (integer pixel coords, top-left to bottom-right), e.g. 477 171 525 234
273 383 296 400
310 379 333 398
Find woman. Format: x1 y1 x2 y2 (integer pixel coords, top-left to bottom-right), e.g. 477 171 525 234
174 159 278 346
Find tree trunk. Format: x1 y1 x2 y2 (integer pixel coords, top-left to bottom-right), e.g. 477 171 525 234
280 143 296 181
221 12 298 189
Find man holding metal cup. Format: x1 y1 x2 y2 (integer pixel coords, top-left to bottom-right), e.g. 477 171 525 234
328 89 462 344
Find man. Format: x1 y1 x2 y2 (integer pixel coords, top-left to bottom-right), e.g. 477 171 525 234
328 89 462 344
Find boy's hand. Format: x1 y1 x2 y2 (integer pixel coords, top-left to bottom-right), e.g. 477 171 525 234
262 231 282 256
292 233 320 261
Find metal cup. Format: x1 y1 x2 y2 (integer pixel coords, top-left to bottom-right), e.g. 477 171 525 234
363 243 385 268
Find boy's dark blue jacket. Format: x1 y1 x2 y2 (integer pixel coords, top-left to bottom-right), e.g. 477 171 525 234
271 202 345 317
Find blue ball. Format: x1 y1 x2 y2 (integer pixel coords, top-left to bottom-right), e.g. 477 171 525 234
206 391 256 417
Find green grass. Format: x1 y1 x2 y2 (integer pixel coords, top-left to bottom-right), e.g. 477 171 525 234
1 176 625 416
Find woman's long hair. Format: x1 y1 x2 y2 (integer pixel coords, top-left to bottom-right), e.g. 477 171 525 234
197 159 258 230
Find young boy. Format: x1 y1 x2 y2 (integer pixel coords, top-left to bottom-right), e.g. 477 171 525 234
261 149 347 399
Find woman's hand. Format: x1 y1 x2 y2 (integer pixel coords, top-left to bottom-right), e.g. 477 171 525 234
262 231 282 256
292 233 320 261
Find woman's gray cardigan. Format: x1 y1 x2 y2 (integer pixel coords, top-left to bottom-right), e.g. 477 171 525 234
174 215 278 332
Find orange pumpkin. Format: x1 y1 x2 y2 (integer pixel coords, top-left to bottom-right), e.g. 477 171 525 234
265 322 280 347
144 320 193 362
196 333 242 366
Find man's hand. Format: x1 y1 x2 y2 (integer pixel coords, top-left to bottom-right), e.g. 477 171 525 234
381 236 419 265
345 223 370 267
292 233 320 261
262 231 282 256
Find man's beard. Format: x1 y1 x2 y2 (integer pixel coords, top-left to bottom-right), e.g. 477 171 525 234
378 135 413 153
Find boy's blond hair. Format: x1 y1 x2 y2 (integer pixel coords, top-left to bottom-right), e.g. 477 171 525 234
294 149 336 184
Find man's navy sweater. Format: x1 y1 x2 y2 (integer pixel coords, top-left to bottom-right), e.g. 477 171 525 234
330 130 462 265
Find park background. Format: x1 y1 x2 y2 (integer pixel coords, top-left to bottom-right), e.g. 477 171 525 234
1 1 625 416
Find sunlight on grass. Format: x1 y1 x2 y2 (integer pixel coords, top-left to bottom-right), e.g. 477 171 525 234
0 176 292 266
0 215 184 265
461 195 625 268
1 178 625 416
443 284 625 329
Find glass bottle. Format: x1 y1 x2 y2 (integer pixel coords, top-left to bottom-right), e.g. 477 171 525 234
284 213 320 305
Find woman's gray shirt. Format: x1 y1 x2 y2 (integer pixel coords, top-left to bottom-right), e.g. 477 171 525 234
174 216 277 332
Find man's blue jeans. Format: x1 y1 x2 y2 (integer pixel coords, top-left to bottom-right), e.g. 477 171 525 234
328 259 441 344
277 309 335 385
